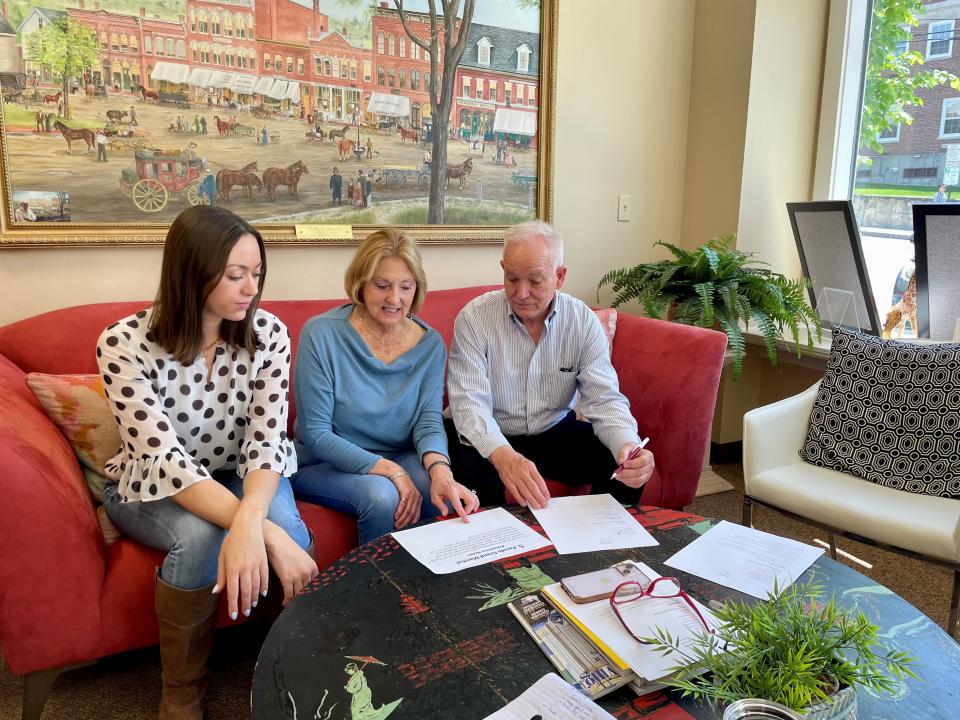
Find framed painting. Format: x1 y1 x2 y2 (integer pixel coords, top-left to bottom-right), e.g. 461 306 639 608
912 204 960 341
786 200 882 336
0 0 556 247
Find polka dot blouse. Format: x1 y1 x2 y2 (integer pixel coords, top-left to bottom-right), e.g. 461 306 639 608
96 308 297 502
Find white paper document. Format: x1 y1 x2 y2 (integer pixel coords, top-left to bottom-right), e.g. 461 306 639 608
530 494 658 554
484 673 616 720
663 520 824 599
391 507 551 574
541 562 719 681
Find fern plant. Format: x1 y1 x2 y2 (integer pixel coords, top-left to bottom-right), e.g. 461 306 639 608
597 236 821 378
643 580 917 713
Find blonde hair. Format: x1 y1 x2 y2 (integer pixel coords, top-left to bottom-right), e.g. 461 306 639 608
344 228 427 313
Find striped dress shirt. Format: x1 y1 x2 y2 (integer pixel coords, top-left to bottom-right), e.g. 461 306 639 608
448 290 640 459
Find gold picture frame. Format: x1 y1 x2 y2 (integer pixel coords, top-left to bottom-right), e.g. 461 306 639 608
0 0 556 247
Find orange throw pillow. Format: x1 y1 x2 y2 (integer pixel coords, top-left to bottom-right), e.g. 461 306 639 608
26 372 121 503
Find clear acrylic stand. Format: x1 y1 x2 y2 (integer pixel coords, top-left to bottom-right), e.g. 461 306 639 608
815 287 863 331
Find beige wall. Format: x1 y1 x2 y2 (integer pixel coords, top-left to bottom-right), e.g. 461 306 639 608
0 0 697 326
680 0 756 248
736 0 829 277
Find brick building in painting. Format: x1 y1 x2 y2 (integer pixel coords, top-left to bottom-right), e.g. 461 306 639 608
860 0 960 186
16 0 538 133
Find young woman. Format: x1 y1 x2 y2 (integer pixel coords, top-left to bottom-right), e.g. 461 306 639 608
97 205 317 720
292 228 479 544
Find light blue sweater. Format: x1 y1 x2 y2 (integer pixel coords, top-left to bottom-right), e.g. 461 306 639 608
293 304 448 473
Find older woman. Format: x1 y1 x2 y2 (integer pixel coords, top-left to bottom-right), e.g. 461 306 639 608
98 206 317 720
292 228 479 543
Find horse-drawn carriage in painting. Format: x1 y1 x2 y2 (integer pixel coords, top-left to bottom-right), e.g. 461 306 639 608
512 170 537 193
107 133 153 154
119 149 208 212
382 163 430 190
158 90 190 109
0 72 28 104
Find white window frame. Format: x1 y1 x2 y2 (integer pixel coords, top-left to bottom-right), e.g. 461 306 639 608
478 37 492 66
516 43 531 72
878 120 901 143
940 97 960 138
926 19 954 60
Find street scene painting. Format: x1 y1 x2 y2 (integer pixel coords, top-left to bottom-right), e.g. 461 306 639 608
0 0 550 239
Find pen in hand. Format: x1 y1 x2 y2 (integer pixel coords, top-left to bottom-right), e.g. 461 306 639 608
610 437 650 480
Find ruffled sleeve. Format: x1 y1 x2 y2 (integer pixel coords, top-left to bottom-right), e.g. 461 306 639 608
237 313 298 479
97 322 210 502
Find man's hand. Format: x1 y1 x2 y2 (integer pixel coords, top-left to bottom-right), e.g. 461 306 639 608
614 442 655 489
489 446 550 509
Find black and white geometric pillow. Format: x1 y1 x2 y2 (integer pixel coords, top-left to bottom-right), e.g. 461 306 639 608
799 327 960 499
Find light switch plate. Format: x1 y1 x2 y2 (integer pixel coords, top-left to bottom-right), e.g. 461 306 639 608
618 194 631 222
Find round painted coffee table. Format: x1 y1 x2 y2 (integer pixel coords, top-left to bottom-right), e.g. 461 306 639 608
252 506 960 719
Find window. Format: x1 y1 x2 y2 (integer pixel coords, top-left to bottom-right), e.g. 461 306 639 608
190 11 197 32
211 13 221 36
878 121 900 143
411 68 420 90
927 20 953 59
315 56 323 74
111 33 119 52
488 82 497 102
941 98 960 137
377 32 384 54
120 34 128 52
388 67 395 87
145 36 152 53
275 57 282 71
213 46 221 65
363 61 371 82
130 35 138 52
388 34 395 56
198 13 208 34
399 68 406 88
377 65 385 85
903 166 937 179
412 43 420 60
236 14 245 38
400 36 406 58
517 44 531 72
167 38 175 56
155 36 164 55
341 60 348 78
264 54 271 70
298 58 305 75
100 31 108 50
350 61 357 80
287 56 294 73
478 37 492 66
424 72 431 93
462 78 470 97
324 58 331 75
505 87 512 105
224 15 233 37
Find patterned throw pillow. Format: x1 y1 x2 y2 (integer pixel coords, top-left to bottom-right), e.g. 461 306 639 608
26 373 121 503
593 307 618 355
799 327 960 498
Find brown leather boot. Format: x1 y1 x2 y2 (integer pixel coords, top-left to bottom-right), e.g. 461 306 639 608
155 572 220 720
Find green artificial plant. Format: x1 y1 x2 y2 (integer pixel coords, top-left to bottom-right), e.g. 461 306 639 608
597 235 822 378
643 580 917 713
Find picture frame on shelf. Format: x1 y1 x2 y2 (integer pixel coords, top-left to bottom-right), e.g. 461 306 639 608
786 200 882 336
912 203 960 341
0 0 556 247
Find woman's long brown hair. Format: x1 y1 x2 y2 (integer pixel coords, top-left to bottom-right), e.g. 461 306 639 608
148 206 266 364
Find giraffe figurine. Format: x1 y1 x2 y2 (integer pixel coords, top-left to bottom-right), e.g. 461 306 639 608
882 271 917 339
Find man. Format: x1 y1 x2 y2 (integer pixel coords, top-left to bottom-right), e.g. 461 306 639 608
14 201 36 222
199 168 217 207
95 128 108 162
446 220 655 509
128 105 138 126
365 168 374 206
329 166 342 206
934 183 947 203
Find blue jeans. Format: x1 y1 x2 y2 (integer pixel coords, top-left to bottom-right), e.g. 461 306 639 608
292 449 439 545
103 472 310 590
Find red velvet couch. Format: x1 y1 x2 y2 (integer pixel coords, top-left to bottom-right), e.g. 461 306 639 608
0 286 727 719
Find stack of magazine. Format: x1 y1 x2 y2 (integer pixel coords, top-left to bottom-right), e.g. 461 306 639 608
507 590 667 700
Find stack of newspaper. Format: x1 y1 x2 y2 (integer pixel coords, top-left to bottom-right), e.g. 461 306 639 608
507 590 668 699
508 561 718 699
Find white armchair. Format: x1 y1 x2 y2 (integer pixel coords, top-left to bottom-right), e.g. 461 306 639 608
743 382 960 639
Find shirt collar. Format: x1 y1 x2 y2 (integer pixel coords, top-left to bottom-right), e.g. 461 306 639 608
504 292 561 326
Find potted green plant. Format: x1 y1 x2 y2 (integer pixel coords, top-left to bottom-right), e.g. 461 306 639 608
643 580 917 719
597 235 822 378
